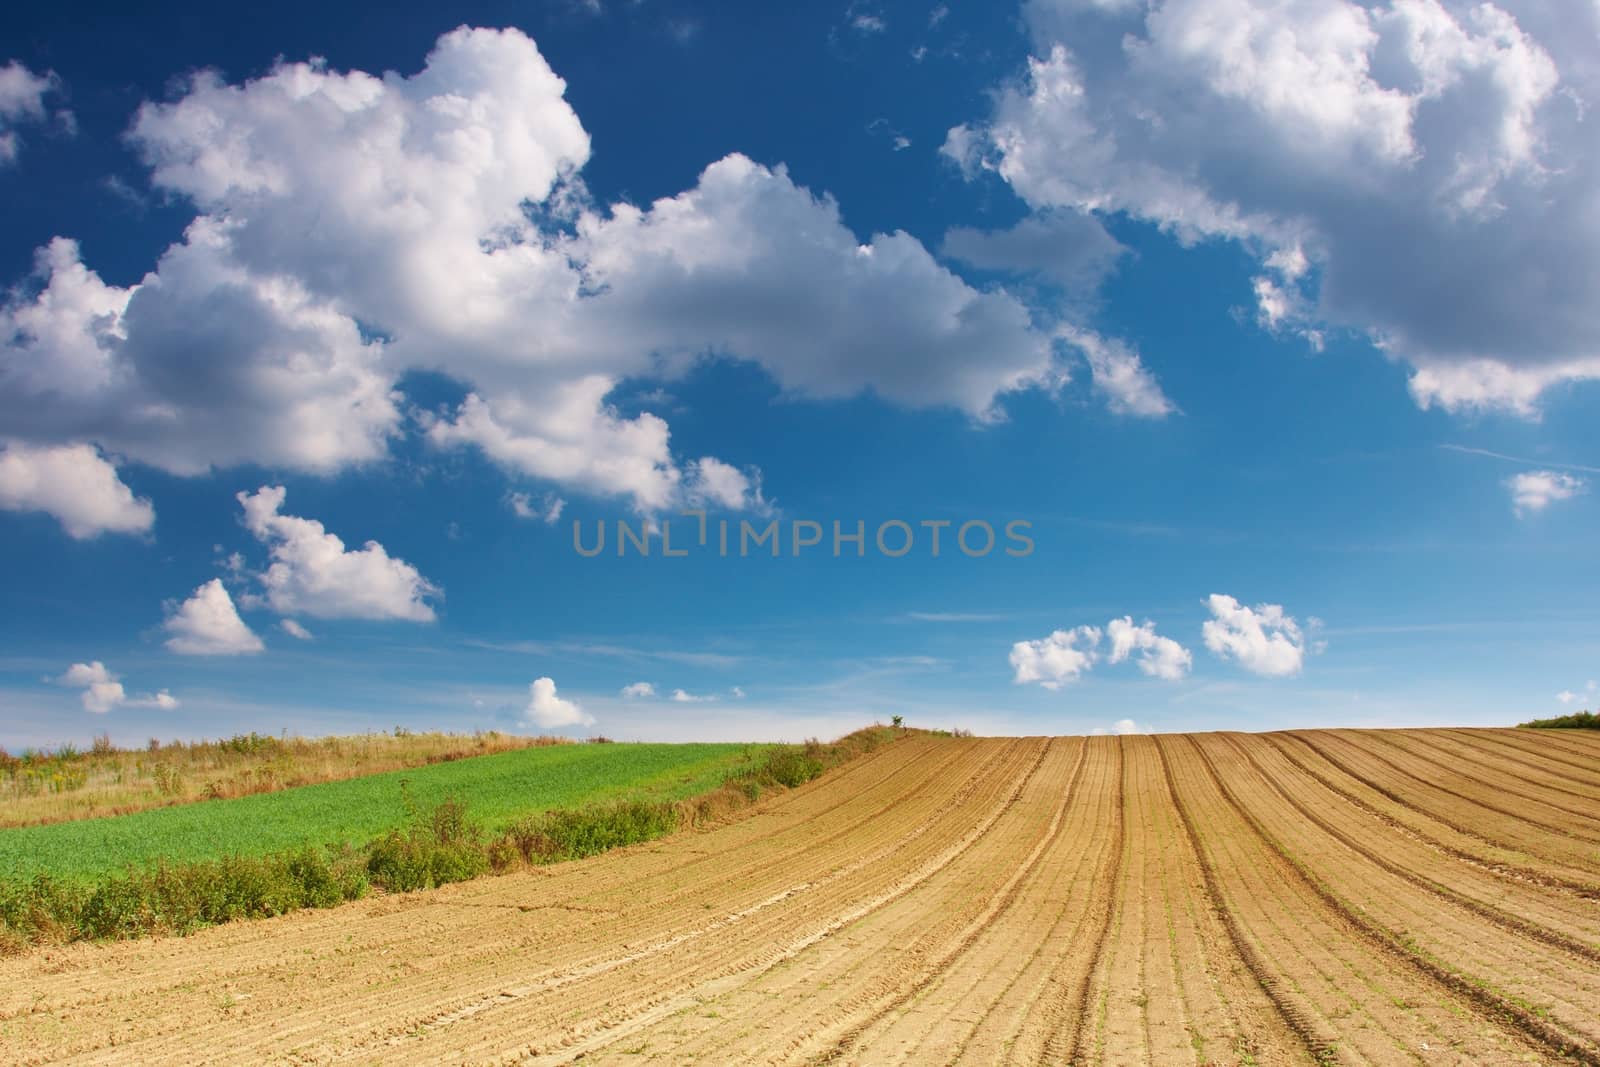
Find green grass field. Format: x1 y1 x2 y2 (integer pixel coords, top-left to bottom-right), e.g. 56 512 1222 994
0 742 763 881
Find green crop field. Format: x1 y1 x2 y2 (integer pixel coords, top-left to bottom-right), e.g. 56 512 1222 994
0 742 764 881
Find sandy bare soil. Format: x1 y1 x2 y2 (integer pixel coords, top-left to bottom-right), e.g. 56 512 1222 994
3 728 1598 1065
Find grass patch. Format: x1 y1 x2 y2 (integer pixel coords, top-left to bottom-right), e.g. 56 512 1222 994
0 742 758 881
0 730 571 828
1518 711 1600 730
0 727 899 952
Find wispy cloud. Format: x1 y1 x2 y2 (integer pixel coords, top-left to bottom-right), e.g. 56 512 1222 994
1440 444 1600 475
465 638 743 669
1315 620 1486 637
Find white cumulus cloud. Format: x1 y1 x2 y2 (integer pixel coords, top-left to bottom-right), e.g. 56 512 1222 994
56 661 124 713
620 681 656 698
1106 616 1193 680
524 676 593 728
957 0 1600 415
1015 615 1193 687
0 442 154 538
684 457 766 512
55 661 177 713
1202 594 1308 677
237 486 439 621
1507 470 1584 516
1010 625 1102 689
163 578 265 656
0 28 1107 514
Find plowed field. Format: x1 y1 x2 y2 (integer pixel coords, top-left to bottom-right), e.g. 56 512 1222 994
3 728 1597 1065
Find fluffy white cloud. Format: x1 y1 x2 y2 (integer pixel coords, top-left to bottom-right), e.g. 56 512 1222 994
278 618 313 641
237 486 439 621
620 681 656 698
56 661 123 713
524 676 593 728
532 151 1059 416
670 688 714 703
1201 594 1308 677
684 457 767 512
2 28 1103 512
0 61 55 164
1011 625 1102 688
959 0 1600 415
1106 616 1193 680
0 442 154 538
1506 470 1584 516
1015 615 1192 687
1 235 402 476
163 578 265 655
54 661 179 714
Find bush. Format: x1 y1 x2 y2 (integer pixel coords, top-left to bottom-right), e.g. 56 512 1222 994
366 793 488 892
217 732 283 756
762 746 825 788
496 800 679 865
0 846 371 950
1519 710 1600 730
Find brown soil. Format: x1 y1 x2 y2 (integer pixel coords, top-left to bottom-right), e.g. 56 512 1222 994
3 728 1597 1065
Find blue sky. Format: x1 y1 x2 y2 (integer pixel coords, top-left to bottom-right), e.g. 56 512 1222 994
0 0 1596 746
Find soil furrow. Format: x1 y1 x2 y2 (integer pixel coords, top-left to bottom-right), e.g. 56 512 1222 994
2 728 1594 1066
1222 733 1600 965
1186 735 1599 1065
1152 735 1334 1065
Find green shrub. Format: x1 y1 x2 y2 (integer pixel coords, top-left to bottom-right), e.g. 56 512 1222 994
366 793 488 892
495 799 679 866
761 745 825 788
0 847 372 951
288 845 368 908
1519 710 1600 730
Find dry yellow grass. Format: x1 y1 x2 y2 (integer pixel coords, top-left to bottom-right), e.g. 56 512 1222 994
0 730 567 828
